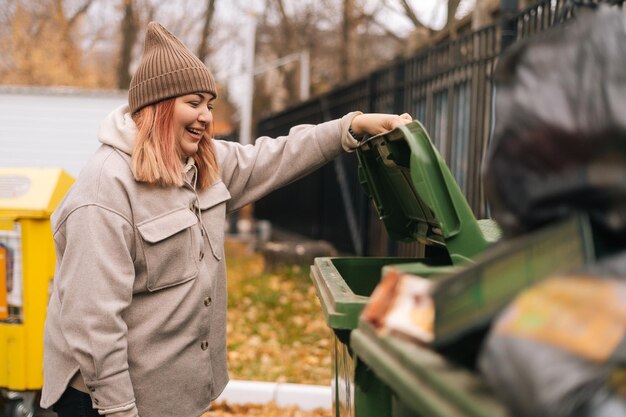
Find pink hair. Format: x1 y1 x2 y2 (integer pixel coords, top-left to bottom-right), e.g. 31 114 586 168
131 99 219 189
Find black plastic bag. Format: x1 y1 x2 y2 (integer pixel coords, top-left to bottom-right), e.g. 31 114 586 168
483 5 626 237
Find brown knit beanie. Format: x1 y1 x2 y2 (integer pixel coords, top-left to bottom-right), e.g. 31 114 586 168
128 22 217 114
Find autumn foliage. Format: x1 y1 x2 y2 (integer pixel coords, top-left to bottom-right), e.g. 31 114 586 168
1 1 113 88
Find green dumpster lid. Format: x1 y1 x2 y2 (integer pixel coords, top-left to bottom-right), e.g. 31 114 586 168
357 121 496 265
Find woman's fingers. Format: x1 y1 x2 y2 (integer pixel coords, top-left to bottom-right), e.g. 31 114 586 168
352 113 414 135
388 113 413 130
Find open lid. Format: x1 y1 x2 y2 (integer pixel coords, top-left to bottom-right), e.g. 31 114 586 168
357 121 494 264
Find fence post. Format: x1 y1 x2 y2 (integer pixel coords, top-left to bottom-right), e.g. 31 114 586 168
500 0 519 52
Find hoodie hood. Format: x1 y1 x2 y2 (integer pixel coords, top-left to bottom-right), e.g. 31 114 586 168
98 103 197 180
98 104 137 155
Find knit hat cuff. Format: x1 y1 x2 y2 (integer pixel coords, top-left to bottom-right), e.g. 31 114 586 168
129 66 218 114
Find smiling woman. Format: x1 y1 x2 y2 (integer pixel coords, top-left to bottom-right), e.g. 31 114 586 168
39 21 412 417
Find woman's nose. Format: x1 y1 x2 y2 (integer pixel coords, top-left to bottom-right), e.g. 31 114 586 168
198 107 212 123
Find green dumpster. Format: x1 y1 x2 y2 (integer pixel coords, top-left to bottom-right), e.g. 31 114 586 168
351 212 596 417
310 121 500 417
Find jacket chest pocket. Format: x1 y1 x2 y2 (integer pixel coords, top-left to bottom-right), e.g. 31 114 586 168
137 208 199 291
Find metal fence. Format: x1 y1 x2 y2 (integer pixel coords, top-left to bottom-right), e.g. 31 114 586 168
254 0 613 256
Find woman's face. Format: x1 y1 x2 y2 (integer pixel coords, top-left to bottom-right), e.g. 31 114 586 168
173 93 214 156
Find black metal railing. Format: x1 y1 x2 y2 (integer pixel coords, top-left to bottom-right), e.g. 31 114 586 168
254 0 618 256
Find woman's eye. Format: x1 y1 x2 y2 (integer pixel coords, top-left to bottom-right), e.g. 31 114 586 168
189 101 199 107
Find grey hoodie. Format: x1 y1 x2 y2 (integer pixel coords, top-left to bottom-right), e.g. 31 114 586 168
41 104 360 417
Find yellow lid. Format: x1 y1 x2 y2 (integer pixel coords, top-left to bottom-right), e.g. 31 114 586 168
0 168 74 219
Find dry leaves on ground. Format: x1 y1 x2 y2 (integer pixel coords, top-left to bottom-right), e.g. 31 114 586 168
224 238 333 386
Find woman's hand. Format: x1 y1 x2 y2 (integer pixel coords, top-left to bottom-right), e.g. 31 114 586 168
350 113 413 136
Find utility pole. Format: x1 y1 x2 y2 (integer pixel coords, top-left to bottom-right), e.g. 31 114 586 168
233 13 310 145
299 50 310 101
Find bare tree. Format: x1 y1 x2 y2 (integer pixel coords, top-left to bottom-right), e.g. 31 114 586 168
397 0 430 30
0 0 18 78
54 0 95 72
262 0 304 104
66 0 95 29
117 0 138 89
373 0 464 52
339 0 358 82
246 0 408 110
273 0 296 44
0 0 102 86
197 0 217 63
472 0 499 30
447 0 461 37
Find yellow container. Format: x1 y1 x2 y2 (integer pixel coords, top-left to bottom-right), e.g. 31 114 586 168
0 168 73 397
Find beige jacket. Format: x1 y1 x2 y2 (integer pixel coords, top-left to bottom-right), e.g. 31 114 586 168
41 105 360 417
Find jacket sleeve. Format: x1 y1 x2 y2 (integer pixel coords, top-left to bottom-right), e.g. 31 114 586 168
54 204 137 415
215 112 361 212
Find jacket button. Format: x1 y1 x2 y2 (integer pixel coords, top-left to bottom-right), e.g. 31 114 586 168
204 297 212 306
201 341 209 350
199 251 204 261
93 398 100 405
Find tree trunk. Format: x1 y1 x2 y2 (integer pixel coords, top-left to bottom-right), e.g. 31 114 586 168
117 0 138 90
273 0 300 105
340 0 357 82
447 0 460 38
197 0 216 63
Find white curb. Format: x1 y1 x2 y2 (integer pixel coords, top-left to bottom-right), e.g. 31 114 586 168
215 380 332 411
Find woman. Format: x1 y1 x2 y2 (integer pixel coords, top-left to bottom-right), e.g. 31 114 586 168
40 22 411 417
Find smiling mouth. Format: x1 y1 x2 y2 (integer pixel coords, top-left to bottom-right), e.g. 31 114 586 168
186 127 204 138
